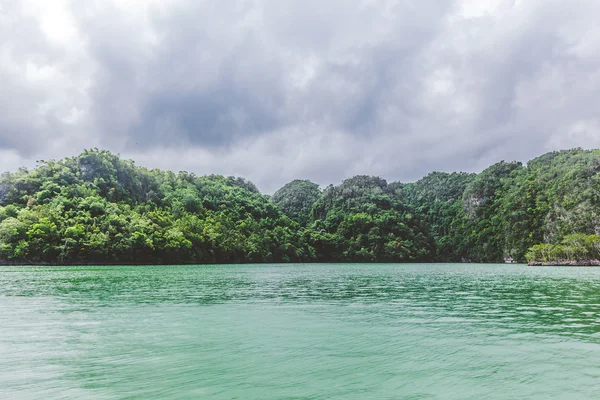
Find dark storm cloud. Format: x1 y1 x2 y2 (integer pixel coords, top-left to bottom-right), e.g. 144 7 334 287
1 0 600 192
132 82 284 148
80 0 455 150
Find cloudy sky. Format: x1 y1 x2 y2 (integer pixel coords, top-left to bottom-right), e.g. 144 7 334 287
1 0 600 193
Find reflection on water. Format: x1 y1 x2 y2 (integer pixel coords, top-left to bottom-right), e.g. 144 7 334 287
1 263 600 399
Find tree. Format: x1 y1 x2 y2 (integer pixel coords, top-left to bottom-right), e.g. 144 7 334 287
271 180 321 225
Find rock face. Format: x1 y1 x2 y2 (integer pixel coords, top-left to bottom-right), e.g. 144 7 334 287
528 259 600 266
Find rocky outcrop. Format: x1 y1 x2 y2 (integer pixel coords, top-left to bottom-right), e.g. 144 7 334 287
528 259 600 266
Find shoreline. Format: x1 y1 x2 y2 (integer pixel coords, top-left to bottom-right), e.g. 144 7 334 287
528 260 600 266
0 260 523 266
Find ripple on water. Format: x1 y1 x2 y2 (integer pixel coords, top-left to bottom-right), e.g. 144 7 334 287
1 263 600 399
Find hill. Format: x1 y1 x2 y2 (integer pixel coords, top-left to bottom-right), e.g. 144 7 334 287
0 148 598 264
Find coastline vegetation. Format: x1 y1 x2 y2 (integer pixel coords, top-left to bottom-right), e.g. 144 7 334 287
0 148 598 265
525 234 600 266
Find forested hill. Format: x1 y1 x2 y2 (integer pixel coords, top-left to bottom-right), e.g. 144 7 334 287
0 148 598 265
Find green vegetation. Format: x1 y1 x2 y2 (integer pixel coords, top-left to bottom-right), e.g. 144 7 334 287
0 150 312 264
309 176 434 262
0 148 598 264
525 234 600 264
271 180 321 225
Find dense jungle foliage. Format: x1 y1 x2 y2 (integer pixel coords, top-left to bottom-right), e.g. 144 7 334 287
525 233 600 263
0 148 598 264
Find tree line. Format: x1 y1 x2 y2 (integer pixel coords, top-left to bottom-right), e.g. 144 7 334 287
0 148 598 264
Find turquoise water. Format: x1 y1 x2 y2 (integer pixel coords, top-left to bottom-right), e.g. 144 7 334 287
1 263 600 399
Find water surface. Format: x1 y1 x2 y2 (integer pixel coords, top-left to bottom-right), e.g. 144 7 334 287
1 263 600 399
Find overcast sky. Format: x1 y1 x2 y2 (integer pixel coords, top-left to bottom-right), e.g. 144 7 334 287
1 0 600 193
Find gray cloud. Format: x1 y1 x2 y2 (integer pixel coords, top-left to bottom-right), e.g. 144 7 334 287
1 0 600 192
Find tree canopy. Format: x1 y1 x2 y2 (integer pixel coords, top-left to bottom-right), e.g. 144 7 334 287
0 147 598 264
270 179 321 225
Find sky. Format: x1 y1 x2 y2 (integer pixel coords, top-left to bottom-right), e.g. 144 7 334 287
1 0 600 193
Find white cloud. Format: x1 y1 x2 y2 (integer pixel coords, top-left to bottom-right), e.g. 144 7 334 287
1 0 600 192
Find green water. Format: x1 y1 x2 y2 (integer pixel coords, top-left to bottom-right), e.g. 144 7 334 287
1 264 600 399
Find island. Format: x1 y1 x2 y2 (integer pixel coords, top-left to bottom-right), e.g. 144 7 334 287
0 147 599 265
